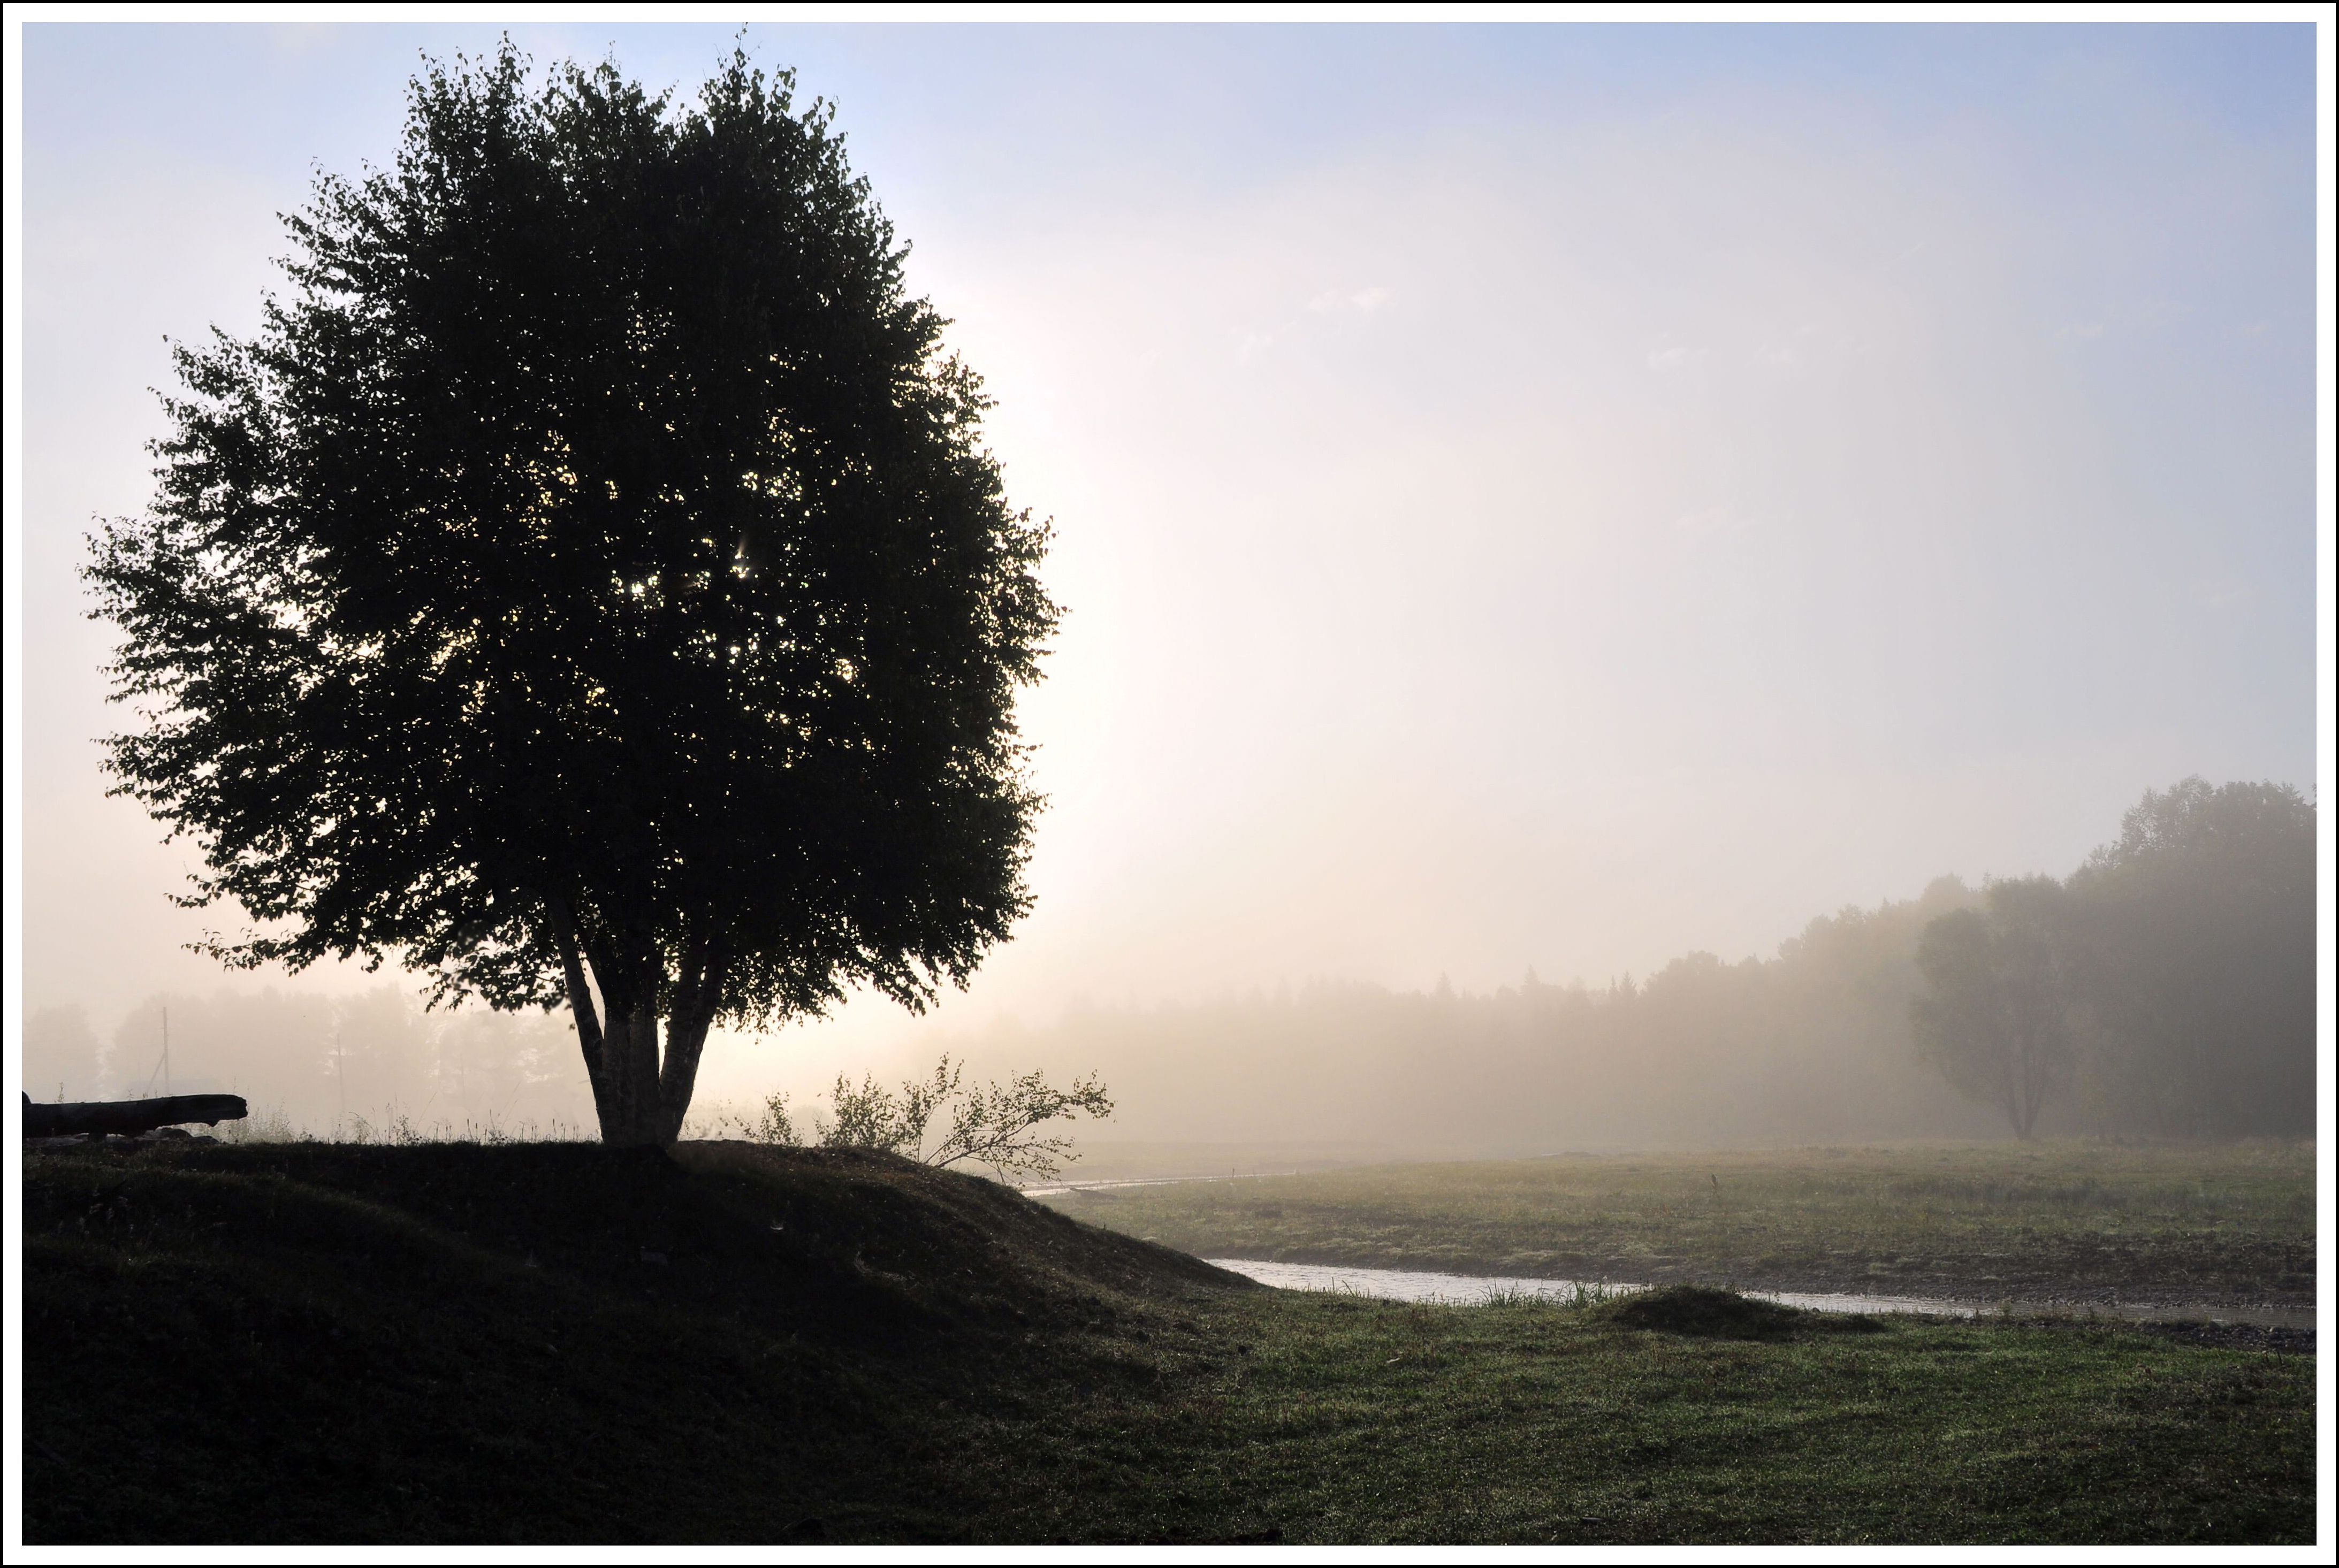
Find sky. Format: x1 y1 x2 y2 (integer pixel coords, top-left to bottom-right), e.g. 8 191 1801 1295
6 18 2327 1110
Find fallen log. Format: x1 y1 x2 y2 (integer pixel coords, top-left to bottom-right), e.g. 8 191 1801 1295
23 1091 248 1139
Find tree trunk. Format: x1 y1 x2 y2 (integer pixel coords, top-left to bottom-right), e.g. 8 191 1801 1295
589 1006 660 1147
546 896 726 1147
653 1007 715 1146
546 895 620 1137
652 938 726 1145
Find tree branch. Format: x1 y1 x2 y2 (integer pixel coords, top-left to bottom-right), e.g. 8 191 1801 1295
544 893 606 1086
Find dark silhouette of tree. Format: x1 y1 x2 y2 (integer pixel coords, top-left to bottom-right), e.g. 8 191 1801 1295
85 43 1058 1146
1909 876 2075 1138
2063 778 2315 1137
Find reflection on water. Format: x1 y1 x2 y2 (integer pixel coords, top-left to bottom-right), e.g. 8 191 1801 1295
1018 1176 1225 1199
1205 1258 2316 1330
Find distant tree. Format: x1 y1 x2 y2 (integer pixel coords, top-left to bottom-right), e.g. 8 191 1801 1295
85 44 1057 1146
2063 778 2314 1137
1909 876 2076 1138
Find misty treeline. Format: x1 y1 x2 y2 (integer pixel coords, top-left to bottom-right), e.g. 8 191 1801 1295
21 988 593 1138
1911 778 2313 1141
939 778 2314 1152
942 877 2011 1153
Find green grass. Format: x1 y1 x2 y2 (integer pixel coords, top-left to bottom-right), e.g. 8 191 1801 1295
1037 1141 2317 1304
22 1140 2315 1544
980 1291 2311 1544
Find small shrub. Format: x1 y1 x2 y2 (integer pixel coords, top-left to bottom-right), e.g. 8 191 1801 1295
746 1056 1113 1178
213 1105 307 1145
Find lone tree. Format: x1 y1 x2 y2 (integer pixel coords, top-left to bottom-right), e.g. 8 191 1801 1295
1908 876 2075 1139
86 45 1058 1146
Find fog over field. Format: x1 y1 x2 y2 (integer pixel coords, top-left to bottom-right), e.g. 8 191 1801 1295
10 23 2322 1144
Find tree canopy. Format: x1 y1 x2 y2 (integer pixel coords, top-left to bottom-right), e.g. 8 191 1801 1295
2062 777 2315 1137
1908 778 2314 1139
1909 876 2074 1139
86 43 1058 1145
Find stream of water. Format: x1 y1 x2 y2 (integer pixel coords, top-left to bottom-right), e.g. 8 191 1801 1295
1204 1258 2318 1330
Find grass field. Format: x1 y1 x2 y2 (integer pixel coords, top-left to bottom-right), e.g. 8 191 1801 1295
1034 1141 2318 1307
978 1290 2312 1543
22 1140 2316 1544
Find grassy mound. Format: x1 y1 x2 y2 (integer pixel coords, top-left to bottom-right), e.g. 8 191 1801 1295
1606 1285 1882 1341
22 1140 1248 1544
